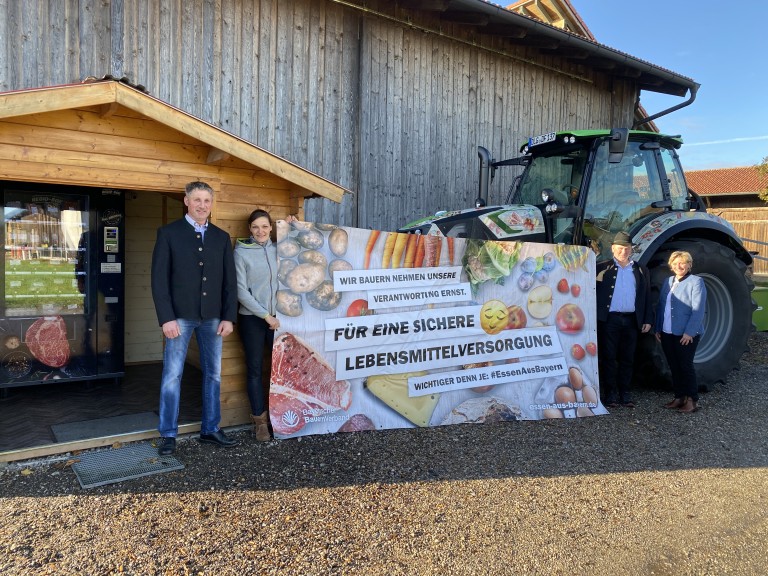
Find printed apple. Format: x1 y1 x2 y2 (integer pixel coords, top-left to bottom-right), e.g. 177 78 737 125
570 283 581 297
527 285 553 319
506 305 528 329
571 344 586 360
557 278 569 293
555 303 585 334
586 341 597 356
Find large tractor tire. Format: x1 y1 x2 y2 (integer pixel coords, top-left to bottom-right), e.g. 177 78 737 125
637 239 755 391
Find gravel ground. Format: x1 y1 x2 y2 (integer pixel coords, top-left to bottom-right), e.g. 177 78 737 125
1 332 767 576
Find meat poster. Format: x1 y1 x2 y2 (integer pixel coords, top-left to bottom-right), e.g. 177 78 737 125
270 222 605 439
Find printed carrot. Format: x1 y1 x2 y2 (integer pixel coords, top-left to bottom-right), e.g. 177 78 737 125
363 230 381 269
414 235 425 268
390 233 409 269
403 234 419 268
381 232 397 268
434 237 443 265
447 236 455 265
423 235 440 267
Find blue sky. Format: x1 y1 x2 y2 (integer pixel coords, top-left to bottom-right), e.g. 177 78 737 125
568 0 768 171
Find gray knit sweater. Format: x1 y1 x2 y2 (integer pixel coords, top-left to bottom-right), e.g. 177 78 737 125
234 237 277 319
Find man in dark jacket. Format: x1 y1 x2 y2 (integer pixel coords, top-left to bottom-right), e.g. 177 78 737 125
151 181 238 455
595 231 653 408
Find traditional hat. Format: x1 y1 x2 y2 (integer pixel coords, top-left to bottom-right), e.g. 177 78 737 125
612 231 632 247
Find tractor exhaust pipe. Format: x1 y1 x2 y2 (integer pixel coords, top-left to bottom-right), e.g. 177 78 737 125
476 146 493 208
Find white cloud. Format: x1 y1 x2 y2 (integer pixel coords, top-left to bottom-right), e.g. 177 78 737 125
686 135 768 147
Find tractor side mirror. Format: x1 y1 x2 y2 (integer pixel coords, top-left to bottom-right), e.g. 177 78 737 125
608 128 629 163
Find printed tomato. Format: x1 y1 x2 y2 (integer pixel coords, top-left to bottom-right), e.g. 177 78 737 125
346 299 373 317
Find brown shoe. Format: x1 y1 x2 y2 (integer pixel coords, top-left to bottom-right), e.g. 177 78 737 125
250 411 271 442
678 397 700 413
664 397 685 409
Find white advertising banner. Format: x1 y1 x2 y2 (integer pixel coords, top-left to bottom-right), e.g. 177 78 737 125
269 223 604 438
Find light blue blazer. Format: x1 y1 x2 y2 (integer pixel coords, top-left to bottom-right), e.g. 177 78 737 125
655 274 707 337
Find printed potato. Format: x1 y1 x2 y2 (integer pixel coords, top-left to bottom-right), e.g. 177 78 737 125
328 228 349 257
315 223 338 231
277 237 302 258
276 290 303 317
285 262 326 293
298 249 328 267
306 280 342 311
290 220 314 231
275 219 291 241
277 259 298 286
296 228 325 250
328 258 352 279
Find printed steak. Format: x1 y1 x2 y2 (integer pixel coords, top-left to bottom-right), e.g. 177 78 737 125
270 332 351 435
26 316 71 368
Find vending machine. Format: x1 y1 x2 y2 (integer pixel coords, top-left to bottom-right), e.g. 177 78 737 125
1 181 125 389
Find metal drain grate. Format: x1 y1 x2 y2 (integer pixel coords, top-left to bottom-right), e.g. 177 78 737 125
72 442 184 489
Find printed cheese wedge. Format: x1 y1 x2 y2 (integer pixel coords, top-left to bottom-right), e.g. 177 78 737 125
365 371 439 427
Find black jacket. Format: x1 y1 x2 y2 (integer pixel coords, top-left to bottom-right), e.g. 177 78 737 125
151 218 238 326
595 259 654 330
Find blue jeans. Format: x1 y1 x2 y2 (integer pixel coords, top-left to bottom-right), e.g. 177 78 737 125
158 318 222 437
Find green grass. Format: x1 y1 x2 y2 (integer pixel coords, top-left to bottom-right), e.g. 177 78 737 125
4 258 84 312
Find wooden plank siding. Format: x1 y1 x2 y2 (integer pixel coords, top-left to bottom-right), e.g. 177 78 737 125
0 91 321 447
1 0 635 232
707 207 768 276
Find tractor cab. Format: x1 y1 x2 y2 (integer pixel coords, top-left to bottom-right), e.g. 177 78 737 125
508 129 693 263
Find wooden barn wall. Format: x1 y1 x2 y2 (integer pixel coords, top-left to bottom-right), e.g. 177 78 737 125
0 0 636 232
343 16 633 230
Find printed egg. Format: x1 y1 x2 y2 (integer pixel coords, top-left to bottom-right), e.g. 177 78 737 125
568 367 584 390
582 385 598 406
554 385 576 404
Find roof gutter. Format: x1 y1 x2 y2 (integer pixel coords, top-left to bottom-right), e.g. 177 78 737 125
632 82 700 127
464 1 697 88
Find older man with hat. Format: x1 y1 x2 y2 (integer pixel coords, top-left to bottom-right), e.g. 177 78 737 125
595 231 653 408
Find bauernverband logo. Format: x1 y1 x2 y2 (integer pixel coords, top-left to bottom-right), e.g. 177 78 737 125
281 410 300 428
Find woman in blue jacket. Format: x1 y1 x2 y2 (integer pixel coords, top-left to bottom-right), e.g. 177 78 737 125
654 251 707 413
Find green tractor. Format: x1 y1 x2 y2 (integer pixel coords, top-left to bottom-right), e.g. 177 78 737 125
400 129 755 389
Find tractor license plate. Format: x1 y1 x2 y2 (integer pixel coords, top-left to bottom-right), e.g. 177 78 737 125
528 132 556 147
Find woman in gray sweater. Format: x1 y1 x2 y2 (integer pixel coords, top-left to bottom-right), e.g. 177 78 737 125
234 209 281 441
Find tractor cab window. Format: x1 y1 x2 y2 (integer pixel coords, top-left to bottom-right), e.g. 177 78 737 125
660 148 688 210
514 147 588 245
514 148 588 206
583 140 666 262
